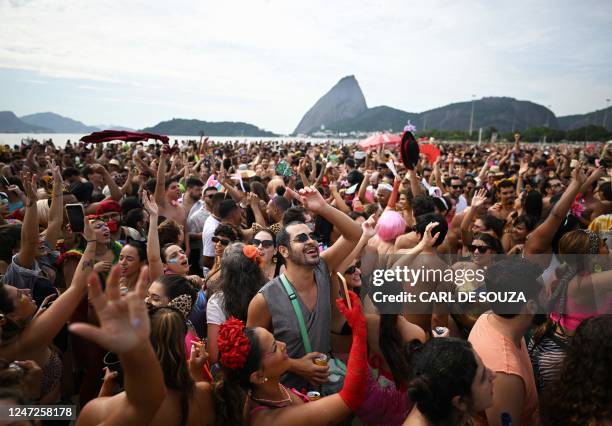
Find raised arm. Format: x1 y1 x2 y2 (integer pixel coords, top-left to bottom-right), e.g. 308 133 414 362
72 266 166 426
460 188 487 247
525 166 586 255
45 163 64 250
154 151 167 206
296 187 362 272
143 191 164 282
329 183 351 214
357 170 371 204
4 218 96 361
14 172 38 270
93 164 122 202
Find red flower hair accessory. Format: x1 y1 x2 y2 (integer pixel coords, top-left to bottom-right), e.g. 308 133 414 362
218 317 250 370
243 244 264 268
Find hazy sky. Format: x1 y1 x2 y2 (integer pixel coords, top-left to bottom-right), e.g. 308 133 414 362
1 0 611 134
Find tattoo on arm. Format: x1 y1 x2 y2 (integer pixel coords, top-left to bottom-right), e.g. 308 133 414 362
81 259 95 271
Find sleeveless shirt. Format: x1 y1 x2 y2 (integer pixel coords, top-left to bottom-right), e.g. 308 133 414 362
260 258 331 391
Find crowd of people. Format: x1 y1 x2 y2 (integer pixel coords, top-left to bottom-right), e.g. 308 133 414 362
0 134 610 426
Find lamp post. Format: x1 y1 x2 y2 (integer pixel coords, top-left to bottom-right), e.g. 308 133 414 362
469 94 476 138
604 98 611 129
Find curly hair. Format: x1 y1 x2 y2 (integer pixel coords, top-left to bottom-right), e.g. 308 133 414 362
220 243 266 321
541 316 612 426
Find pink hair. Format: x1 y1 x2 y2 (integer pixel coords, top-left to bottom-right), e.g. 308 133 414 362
376 211 406 242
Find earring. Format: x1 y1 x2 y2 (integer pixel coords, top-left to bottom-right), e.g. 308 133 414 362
263 377 268 383
0 314 6 326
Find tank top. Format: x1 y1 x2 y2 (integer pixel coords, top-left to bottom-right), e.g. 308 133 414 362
260 259 331 391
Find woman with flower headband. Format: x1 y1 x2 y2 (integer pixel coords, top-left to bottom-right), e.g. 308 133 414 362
207 243 266 366
213 290 368 426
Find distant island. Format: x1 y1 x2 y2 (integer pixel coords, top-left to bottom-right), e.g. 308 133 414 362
142 118 277 137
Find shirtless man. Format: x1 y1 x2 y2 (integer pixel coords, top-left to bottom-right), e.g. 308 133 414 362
489 179 516 222
154 150 188 251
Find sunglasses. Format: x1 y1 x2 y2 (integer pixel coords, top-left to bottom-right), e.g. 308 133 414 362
292 232 318 243
251 239 274 248
345 261 361 275
212 236 231 246
469 244 492 253
451 184 464 189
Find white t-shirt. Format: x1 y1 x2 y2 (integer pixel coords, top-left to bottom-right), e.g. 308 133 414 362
206 291 227 325
201 215 221 258
455 194 468 214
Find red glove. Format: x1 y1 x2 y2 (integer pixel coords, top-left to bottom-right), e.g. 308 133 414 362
336 291 367 411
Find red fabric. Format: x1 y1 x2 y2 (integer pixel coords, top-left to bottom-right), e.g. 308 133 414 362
95 199 121 215
419 144 441 165
80 130 169 144
387 179 401 209
337 291 368 411
218 317 250 370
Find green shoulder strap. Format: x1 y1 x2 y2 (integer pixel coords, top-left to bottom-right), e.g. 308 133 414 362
279 273 312 354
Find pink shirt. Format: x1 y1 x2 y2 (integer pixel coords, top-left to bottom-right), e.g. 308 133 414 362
468 314 539 426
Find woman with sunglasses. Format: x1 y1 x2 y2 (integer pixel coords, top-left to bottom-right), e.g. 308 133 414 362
468 233 503 268
251 229 285 281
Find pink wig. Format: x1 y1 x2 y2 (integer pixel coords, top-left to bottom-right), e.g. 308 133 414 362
376 211 407 242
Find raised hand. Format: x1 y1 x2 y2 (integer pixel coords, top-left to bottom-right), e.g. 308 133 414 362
518 160 529 176
571 162 587 186
298 186 327 213
20 171 38 206
336 290 364 329
69 266 150 355
471 188 488 209
420 221 441 248
142 190 159 217
361 214 377 239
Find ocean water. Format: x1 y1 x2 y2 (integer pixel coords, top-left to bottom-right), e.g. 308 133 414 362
0 133 356 148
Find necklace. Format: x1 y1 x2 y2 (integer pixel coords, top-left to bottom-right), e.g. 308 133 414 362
250 384 292 407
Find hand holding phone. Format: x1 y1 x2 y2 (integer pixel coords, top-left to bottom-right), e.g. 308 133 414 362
66 203 85 233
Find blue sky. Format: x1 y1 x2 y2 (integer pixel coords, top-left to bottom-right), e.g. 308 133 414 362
1 0 611 134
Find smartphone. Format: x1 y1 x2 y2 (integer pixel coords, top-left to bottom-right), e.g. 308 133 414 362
336 272 352 309
66 203 85 233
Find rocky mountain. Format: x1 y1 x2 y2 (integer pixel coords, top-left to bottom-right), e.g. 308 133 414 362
20 112 99 133
0 111 50 133
142 118 277 137
419 97 557 132
324 106 420 133
557 106 612 131
293 75 368 135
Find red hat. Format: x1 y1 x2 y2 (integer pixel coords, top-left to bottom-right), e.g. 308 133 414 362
96 199 121 215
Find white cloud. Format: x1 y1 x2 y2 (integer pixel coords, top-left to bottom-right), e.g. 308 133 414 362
1 0 611 133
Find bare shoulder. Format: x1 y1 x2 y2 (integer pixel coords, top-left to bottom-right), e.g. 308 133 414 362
246 292 271 329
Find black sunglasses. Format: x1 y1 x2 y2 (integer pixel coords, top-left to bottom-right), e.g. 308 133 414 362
452 184 464 189
251 239 274 249
345 261 361 275
212 236 231 246
292 232 318 243
469 244 492 253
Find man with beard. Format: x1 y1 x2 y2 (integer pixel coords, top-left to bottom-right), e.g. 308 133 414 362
448 175 469 214
247 186 362 391
468 257 545 426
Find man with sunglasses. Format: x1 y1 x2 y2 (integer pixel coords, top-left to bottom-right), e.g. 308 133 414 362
448 176 468 214
186 185 217 274
247 186 362 392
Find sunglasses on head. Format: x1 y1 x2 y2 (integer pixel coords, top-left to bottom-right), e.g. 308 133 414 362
212 236 231 246
292 232 318 243
345 261 361 275
251 238 274 248
469 244 492 253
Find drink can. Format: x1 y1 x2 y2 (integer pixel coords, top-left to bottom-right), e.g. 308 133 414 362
313 354 328 366
307 391 321 401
